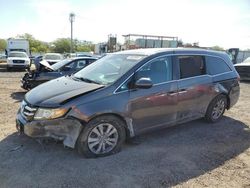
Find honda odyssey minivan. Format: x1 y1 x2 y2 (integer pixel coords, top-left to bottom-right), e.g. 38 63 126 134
16 48 240 158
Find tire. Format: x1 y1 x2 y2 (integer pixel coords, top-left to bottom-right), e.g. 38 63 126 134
77 115 126 158
205 95 227 123
6 67 11 71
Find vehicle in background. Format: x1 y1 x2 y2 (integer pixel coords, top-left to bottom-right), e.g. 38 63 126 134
7 51 30 71
76 52 93 57
0 54 7 63
227 48 250 64
21 57 98 90
6 38 30 57
43 53 64 65
68 52 100 59
234 57 250 80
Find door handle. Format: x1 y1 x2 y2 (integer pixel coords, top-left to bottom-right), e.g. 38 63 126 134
167 91 177 96
179 89 187 94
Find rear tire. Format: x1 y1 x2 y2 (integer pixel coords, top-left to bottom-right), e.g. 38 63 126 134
77 115 126 158
205 95 227 123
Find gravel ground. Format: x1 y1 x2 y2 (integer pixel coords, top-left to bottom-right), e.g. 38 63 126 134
0 63 250 188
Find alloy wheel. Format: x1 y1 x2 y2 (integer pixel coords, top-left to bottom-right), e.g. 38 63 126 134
87 123 119 154
212 99 225 120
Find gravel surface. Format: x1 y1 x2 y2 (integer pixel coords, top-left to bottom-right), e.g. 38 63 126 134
0 64 250 188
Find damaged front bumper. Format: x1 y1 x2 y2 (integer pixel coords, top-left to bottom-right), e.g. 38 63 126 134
16 112 83 148
21 72 34 90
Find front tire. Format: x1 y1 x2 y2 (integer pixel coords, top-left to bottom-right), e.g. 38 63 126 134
205 95 227 123
77 115 126 158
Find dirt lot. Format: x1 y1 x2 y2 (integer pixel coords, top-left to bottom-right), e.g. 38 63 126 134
0 63 250 188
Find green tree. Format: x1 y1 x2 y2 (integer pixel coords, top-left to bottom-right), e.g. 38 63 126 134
210 45 224 51
17 33 49 53
76 45 92 52
51 38 71 53
0 39 7 51
75 40 94 52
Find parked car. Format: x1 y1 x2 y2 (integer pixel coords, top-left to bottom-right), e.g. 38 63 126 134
16 48 240 158
21 57 98 90
7 51 30 71
43 53 64 65
234 57 250 80
0 54 7 63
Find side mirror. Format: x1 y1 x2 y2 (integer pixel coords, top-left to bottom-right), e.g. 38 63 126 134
135 78 153 89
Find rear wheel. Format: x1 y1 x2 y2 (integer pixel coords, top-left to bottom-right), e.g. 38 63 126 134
205 95 227 123
77 115 126 158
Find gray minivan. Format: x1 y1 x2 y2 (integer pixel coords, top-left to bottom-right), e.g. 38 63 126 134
16 48 240 157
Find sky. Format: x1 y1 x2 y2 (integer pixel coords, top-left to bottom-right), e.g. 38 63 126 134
0 0 250 49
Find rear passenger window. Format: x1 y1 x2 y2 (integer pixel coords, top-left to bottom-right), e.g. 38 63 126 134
206 56 231 75
178 56 205 79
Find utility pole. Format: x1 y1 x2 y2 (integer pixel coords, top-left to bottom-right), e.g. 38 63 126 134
69 12 75 53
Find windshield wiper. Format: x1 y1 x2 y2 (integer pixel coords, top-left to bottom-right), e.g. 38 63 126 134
72 76 102 85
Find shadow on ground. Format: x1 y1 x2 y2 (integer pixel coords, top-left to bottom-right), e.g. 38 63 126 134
0 116 249 187
10 91 26 102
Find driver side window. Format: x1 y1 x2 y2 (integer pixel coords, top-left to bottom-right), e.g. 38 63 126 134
136 56 172 84
116 56 172 93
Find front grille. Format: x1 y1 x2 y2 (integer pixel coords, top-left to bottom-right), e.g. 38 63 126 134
21 101 37 121
13 60 25 63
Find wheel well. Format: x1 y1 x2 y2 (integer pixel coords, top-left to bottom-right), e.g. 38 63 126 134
206 93 230 114
212 93 230 109
88 113 130 138
221 93 230 109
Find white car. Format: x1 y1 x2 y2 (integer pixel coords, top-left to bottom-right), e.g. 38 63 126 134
7 51 30 71
234 57 250 80
43 53 64 65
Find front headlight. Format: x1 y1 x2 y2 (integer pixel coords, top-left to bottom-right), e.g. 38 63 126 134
34 108 68 120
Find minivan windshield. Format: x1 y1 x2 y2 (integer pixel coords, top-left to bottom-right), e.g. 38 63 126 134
74 54 146 85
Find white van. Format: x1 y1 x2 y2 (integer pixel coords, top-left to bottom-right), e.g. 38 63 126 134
7 51 30 71
6 39 30 57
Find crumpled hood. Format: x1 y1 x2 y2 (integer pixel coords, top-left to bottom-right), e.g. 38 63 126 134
39 60 54 70
25 76 104 107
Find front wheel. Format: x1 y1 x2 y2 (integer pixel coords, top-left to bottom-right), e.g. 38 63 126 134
205 95 227 123
77 115 126 158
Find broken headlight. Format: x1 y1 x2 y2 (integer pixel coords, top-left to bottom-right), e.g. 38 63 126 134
34 108 68 120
